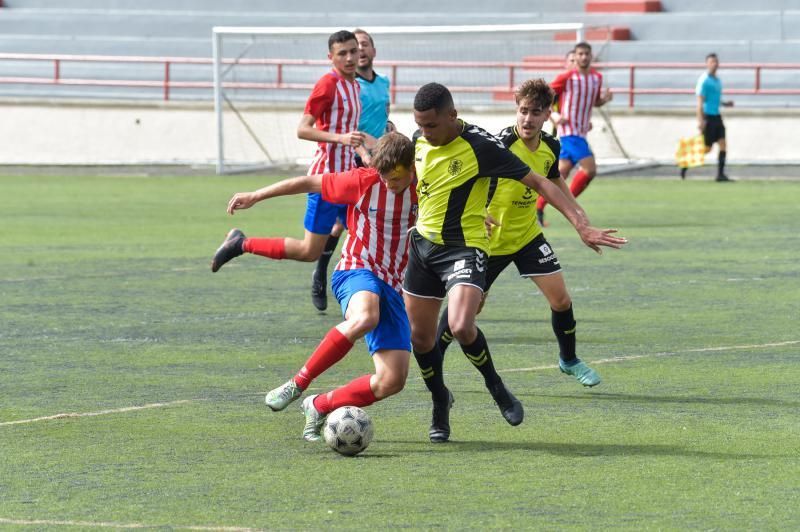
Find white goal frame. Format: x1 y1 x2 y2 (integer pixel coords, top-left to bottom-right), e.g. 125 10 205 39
212 23 585 175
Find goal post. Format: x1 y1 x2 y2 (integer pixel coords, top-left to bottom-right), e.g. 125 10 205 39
212 23 586 175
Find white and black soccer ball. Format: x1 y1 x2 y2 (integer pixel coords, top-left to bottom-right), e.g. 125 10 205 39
323 406 374 456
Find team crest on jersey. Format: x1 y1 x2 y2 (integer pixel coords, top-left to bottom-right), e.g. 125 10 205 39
448 159 463 176
419 179 430 198
522 187 533 200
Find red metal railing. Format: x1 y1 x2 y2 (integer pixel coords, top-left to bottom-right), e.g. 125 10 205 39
2 53 800 106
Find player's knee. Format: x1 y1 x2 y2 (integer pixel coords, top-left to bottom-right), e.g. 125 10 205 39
373 371 406 399
294 247 322 261
410 333 435 353
550 294 572 312
348 312 379 337
449 320 476 345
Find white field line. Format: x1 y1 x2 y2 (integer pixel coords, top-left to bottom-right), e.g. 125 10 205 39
501 339 800 374
0 399 195 427
409 339 800 381
0 517 262 531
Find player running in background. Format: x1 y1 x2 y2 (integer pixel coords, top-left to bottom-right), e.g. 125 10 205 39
548 48 576 138
211 31 364 304
221 133 417 441
309 28 395 311
436 79 625 389
682 52 734 182
536 41 612 227
406 83 625 443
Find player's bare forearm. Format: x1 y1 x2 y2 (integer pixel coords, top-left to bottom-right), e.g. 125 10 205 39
297 123 341 145
227 175 322 215
522 172 627 254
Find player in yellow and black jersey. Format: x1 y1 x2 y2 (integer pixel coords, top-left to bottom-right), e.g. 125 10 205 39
435 79 626 391
404 82 627 443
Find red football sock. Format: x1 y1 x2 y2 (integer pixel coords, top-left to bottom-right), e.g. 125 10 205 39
293 328 354 390
313 374 376 415
569 169 593 198
243 237 286 260
536 195 547 211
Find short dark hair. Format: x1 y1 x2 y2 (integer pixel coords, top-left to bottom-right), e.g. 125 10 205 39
371 132 415 174
706 52 718 60
328 30 357 51
413 83 454 113
515 78 554 108
565 49 575 58
574 41 592 53
353 28 374 47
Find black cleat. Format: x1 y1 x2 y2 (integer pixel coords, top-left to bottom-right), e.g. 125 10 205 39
487 381 524 426
211 228 245 272
715 174 733 182
310 269 327 311
429 389 454 443
680 167 687 180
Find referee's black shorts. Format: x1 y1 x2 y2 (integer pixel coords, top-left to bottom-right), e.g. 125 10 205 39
702 114 726 146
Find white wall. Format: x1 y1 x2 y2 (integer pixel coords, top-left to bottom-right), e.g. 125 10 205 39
2 100 798 167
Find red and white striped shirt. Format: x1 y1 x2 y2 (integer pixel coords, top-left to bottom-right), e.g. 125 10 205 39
321 167 418 292
304 69 361 175
551 68 603 138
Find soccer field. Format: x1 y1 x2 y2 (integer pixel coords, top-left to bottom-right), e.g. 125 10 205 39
1 173 798 530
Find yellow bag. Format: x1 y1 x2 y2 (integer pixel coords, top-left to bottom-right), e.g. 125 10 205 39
675 135 706 169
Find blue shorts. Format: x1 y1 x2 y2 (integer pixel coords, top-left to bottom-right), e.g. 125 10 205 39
331 269 412 355
559 135 594 166
303 192 348 235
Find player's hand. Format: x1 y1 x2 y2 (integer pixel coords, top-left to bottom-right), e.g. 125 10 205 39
227 192 258 215
484 214 500 238
385 120 397 133
577 226 628 255
698 120 705 132
340 131 365 147
602 88 613 103
556 116 570 126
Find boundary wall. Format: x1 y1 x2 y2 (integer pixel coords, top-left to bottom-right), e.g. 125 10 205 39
2 100 798 167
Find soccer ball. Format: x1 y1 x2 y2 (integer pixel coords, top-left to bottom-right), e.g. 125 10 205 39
323 406 374 456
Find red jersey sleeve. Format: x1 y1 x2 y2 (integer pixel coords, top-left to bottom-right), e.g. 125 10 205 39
321 167 380 205
550 70 571 97
304 74 336 118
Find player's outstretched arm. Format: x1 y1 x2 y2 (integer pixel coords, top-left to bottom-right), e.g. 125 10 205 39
520 171 627 254
226 174 323 215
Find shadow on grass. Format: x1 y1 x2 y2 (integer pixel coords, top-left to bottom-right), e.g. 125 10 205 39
377 439 789 459
518 391 800 409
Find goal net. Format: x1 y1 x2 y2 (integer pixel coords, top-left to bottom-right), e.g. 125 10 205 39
212 24 587 174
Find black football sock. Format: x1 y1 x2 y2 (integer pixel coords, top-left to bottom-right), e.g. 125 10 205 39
436 306 454 356
413 345 449 403
315 235 339 275
552 305 577 364
460 327 502 387
718 151 727 177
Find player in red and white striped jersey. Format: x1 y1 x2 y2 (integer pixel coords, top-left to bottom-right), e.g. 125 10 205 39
537 42 613 226
211 31 365 313
215 133 418 442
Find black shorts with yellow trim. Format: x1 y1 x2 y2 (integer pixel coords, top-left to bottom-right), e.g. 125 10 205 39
485 234 562 292
403 229 488 300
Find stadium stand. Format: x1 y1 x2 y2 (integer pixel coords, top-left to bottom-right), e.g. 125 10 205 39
0 0 799 106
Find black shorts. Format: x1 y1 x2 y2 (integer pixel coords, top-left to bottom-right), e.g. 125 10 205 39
484 234 562 292
403 229 488 300
703 114 726 146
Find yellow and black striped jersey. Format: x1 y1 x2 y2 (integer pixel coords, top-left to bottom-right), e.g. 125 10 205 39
487 126 560 256
414 120 531 252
